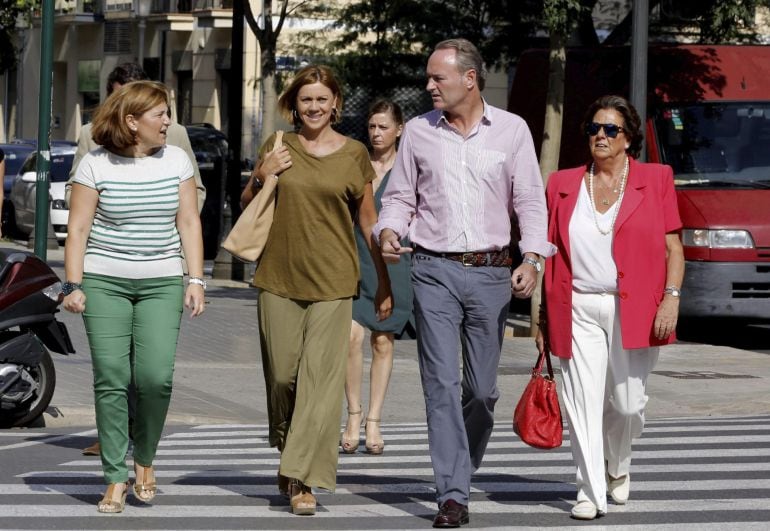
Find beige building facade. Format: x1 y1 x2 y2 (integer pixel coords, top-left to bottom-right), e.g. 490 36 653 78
0 0 518 151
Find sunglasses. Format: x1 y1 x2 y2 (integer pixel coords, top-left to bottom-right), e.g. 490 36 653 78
585 122 625 138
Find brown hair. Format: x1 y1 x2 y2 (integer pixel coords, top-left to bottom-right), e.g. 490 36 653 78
277 65 343 127
91 80 170 151
582 95 644 158
367 99 404 126
434 38 488 91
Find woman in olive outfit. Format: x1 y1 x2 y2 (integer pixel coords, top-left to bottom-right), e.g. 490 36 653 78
240 65 392 516
64 80 205 514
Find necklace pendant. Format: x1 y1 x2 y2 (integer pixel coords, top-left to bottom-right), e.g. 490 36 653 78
602 199 609 206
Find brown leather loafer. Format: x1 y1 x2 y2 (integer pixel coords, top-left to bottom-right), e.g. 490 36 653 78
433 499 469 528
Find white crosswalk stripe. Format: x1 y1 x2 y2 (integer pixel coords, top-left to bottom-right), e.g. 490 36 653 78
3 415 770 529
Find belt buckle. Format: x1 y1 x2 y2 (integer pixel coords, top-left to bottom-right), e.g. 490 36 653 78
461 253 475 267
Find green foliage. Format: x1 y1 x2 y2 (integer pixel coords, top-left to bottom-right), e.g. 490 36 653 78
543 0 590 36
694 0 770 43
302 0 544 93
0 0 38 74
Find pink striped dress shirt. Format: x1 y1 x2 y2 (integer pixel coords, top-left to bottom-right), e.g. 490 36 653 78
374 102 556 258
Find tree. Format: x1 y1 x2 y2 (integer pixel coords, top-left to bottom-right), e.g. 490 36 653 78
243 0 333 144
0 0 37 75
301 0 543 93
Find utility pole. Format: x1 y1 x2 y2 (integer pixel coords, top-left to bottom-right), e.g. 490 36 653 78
630 0 649 161
33 0 55 259
212 0 245 280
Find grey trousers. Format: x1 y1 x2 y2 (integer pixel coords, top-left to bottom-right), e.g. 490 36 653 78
411 252 512 505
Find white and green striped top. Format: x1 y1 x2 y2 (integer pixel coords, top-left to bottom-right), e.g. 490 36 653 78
73 145 194 279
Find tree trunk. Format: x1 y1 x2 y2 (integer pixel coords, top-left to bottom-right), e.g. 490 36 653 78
261 69 278 142
531 32 567 337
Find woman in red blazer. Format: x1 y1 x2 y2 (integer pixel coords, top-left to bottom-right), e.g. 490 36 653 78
536 95 684 520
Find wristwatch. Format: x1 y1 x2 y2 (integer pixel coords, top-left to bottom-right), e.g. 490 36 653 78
664 285 681 297
61 281 83 296
188 277 207 290
522 257 542 273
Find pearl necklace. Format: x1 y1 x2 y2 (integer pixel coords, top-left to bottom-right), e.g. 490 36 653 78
588 157 628 236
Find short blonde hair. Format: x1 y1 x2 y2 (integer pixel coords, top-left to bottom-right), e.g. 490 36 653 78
278 65 343 127
91 80 170 151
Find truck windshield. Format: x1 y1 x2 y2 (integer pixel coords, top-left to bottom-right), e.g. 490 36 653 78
653 103 770 188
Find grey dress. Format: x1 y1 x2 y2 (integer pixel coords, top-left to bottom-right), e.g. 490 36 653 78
352 170 415 337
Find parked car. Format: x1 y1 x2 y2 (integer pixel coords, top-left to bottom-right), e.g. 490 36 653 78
0 142 36 235
185 124 229 259
10 144 77 240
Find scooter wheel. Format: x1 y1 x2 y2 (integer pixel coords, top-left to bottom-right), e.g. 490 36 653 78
0 349 56 428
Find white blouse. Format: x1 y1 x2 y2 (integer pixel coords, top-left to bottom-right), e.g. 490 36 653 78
568 180 619 294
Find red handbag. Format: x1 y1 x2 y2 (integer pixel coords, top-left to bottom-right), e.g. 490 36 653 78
513 348 563 449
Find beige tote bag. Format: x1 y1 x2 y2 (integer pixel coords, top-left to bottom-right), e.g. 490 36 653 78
222 130 283 262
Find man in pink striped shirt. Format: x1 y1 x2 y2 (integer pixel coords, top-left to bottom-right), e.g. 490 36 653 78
374 38 555 528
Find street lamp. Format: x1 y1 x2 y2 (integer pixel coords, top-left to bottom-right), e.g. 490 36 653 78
135 0 152 67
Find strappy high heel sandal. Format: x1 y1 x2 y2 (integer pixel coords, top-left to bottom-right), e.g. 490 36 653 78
365 417 385 455
340 407 362 454
97 481 128 513
133 463 157 503
289 478 316 515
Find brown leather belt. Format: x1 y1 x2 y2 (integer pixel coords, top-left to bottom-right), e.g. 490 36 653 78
416 246 513 267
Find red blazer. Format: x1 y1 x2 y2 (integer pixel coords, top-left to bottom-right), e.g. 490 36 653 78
543 157 682 359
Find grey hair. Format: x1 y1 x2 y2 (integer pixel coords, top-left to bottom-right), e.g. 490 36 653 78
434 38 488 91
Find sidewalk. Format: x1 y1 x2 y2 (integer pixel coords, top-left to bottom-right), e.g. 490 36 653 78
5 241 767 428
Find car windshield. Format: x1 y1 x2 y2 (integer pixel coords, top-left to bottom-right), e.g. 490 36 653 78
1 146 35 177
653 102 770 189
50 154 74 182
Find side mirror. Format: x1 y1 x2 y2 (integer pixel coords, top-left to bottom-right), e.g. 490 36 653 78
21 172 36 183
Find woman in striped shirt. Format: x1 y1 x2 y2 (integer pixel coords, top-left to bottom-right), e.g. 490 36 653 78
63 80 205 514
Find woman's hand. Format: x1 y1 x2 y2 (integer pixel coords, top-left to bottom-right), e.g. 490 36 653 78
185 285 205 318
653 296 679 340
260 145 292 177
63 290 86 313
374 285 393 322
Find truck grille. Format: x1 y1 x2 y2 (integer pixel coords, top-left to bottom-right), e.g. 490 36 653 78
732 282 770 298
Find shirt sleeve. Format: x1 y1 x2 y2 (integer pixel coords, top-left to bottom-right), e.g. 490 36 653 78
352 142 376 199
661 164 682 233
72 154 97 190
177 147 194 183
373 123 418 241
510 121 557 258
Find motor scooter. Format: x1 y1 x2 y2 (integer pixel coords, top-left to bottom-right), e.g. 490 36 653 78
0 248 74 427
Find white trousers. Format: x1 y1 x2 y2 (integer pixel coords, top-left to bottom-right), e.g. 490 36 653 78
559 291 659 511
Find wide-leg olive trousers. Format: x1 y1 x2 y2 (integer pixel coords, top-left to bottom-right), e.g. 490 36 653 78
82 273 183 484
258 290 351 492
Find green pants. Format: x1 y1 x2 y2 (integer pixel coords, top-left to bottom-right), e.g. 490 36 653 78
258 290 352 491
82 273 183 484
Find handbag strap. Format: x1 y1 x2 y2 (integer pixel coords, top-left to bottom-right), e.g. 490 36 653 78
533 348 556 380
272 130 284 151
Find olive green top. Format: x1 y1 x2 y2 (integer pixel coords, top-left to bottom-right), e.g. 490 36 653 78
253 131 376 301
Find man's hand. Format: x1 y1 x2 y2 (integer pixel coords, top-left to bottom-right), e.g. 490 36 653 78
511 264 537 299
379 228 413 264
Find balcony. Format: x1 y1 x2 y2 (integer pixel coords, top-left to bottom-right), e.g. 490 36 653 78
52 0 103 24
193 0 232 29
148 0 195 31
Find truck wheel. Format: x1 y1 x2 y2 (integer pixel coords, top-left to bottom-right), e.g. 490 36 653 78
0 349 56 428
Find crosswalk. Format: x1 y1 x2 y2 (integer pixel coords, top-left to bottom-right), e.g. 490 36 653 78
2 415 770 529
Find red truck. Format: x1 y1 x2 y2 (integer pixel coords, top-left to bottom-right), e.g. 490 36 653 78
509 45 770 323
